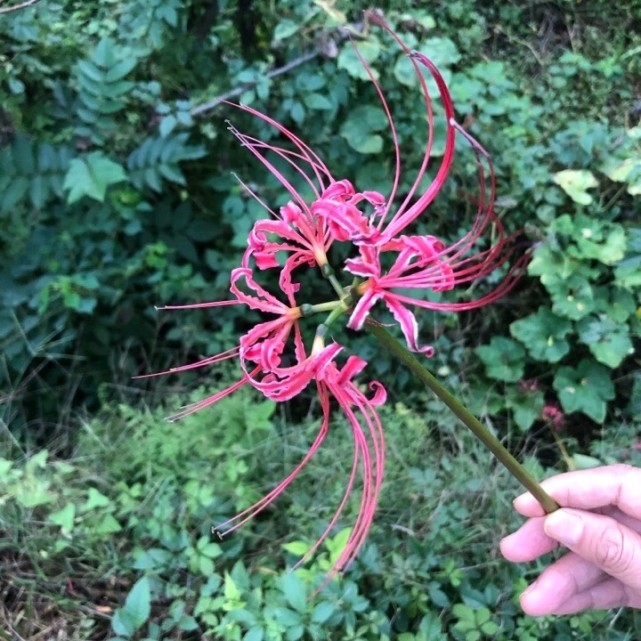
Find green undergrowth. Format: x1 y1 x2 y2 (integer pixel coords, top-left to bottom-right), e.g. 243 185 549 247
2 386 640 640
2 0 640 444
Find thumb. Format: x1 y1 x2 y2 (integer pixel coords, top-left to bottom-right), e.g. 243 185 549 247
544 508 641 590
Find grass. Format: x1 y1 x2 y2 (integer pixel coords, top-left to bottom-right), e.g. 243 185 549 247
1 385 640 639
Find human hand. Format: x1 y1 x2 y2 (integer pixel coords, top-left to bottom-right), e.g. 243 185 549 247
500 464 641 615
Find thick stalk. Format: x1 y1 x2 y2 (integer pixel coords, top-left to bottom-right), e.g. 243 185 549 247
367 322 559 513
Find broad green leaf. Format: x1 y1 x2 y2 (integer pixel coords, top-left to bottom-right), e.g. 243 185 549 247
553 359 615 423
337 39 381 80
64 152 127 203
159 114 177 138
574 225 627 265
244 628 264 641
594 286 637 323
505 388 545 432
601 156 641 195
510 308 572 363
577 315 633 368
304 93 333 110
224 571 241 601
112 576 151 636
418 37 461 67
266 606 301 627
273 19 299 41
198 540 222 559
340 105 388 154
76 59 103 83
93 37 118 68
326 527 352 567
545 274 595 320
280 572 307 613
91 514 122 534
282 540 309 556
16 484 54 508
571 453 604 470
132 547 172 570
528 244 585 285
199 556 214 577
124 576 151 626
82 487 112 511
418 612 448 640
311 601 335 624
475 337 525 382
104 58 137 82
552 169 598 205
49 503 76 534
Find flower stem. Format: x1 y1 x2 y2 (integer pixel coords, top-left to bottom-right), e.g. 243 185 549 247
320 263 347 298
367 322 559 514
302 300 344 315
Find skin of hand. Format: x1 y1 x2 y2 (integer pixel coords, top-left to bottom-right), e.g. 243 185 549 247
500 464 641 616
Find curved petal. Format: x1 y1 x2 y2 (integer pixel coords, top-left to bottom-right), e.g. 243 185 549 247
384 295 435 356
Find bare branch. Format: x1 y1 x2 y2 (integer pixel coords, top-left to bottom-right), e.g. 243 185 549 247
0 0 41 15
190 50 319 118
187 21 363 118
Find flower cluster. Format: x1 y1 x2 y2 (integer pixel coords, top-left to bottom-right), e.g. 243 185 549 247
147 12 528 580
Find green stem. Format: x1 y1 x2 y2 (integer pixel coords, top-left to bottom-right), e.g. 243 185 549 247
302 300 344 315
322 303 349 329
367 322 559 514
320 263 347 298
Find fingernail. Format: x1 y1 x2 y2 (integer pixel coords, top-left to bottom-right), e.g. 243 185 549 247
544 510 584 546
512 493 530 509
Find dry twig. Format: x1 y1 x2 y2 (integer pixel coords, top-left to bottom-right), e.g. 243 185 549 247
0 0 41 15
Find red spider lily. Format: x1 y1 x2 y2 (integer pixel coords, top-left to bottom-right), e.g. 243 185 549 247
342 123 530 354
227 28 459 262
229 19 526 359
214 353 386 581
139 267 304 420
145 266 386 577
146 11 529 583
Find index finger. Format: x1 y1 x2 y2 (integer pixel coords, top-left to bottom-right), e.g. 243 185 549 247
513 464 641 519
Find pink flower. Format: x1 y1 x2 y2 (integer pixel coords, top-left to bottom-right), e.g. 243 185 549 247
146 11 528 583
227 114 384 275
542 403 565 432
227 13 527 359
145 266 387 578
214 353 386 581
140 267 305 420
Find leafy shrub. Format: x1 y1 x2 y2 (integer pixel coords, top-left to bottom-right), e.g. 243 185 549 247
2 0 639 446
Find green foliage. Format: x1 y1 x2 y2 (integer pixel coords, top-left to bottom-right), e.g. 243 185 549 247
111 576 152 638
73 37 138 143
475 337 525 383
553 359 616 424
2 0 641 634
126 133 206 192
510 307 572 364
2 0 639 441
3 396 641 639
0 135 71 212
64 151 127 203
